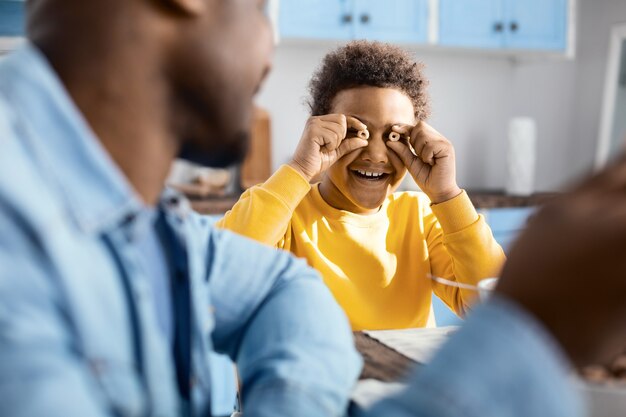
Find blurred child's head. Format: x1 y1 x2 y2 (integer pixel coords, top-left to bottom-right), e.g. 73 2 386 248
308 41 430 214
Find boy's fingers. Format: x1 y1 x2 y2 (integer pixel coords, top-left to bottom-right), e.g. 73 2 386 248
317 115 347 135
344 120 364 138
317 126 342 150
419 143 436 165
318 113 347 124
410 121 439 147
336 137 368 159
420 141 450 166
409 124 428 155
324 122 347 145
316 114 348 138
386 140 420 169
390 124 413 135
411 122 449 160
346 116 368 133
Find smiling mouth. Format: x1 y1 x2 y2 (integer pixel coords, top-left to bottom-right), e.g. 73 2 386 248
352 169 390 181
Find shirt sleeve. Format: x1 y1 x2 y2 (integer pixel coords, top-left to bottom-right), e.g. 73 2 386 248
360 297 585 417
206 228 362 417
215 165 311 249
424 191 506 316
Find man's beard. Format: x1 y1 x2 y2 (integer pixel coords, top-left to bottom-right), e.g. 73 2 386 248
178 130 250 168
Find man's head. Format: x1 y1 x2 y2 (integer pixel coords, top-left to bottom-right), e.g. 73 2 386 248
310 41 431 214
27 0 273 169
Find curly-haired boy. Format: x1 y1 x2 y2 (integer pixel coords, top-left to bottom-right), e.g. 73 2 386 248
218 41 505 330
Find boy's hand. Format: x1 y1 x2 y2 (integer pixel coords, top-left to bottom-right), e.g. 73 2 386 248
497 155 626 367
386 122 461 204
288 114 369 182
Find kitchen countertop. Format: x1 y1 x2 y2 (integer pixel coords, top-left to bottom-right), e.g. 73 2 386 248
466 190 558 209
189 190 559 215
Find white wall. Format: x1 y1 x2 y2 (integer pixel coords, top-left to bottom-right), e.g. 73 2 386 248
511 0 626 190
256 0 626 192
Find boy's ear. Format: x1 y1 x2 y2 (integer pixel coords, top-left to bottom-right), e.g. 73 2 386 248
159 0 206 16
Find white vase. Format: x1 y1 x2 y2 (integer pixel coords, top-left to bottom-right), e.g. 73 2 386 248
506 117 536 196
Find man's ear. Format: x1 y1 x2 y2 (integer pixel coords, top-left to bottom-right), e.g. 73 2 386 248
160 0 206 16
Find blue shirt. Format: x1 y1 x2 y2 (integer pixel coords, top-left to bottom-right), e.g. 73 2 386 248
134 211 173 343
0 44 361 417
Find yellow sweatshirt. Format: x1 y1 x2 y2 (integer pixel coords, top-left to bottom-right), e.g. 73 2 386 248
217 165 505 330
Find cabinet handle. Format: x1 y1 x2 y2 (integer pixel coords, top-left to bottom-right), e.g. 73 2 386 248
341 14 353 24
360 14 370 24
510 21 519 32
493 22 504 32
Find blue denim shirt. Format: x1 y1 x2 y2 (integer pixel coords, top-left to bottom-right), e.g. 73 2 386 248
0 45 361 417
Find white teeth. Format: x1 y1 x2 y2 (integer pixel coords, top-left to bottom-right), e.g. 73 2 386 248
356 170 384 178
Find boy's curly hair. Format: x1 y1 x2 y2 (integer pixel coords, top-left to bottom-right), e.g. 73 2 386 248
307 41 431 120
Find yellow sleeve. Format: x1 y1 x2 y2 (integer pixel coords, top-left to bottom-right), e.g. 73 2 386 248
215 164 311 248
424 190 506 316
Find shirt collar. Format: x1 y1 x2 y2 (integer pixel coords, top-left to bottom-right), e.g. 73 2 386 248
0 43 146 234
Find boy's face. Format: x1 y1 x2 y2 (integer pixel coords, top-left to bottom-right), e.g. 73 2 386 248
320 86 416 214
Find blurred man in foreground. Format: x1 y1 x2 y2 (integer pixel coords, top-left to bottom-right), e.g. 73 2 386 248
0 0 625 416
0 1 360 416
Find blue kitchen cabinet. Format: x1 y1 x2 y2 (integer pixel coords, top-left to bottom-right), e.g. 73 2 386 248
353 0 429 43
432 295 463 326
279 0 354 40
480 206 536 252
505 0 567 50
0 0 25 37
439 0 505 48
439 0 568 51
279 0 429 43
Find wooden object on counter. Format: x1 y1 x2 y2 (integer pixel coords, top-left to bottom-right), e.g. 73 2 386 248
467 190 558 209
189 195 241 215
240 106 272 189
354 332 415 382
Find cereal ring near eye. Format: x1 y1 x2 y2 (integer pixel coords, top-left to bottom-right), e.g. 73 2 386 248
357 129 370 140
388 132 401 142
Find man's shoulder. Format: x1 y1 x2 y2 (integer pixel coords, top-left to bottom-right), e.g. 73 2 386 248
186 211 310 278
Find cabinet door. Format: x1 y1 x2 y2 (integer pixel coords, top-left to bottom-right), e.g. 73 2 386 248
439 0 505 49
353 0 429 43
0 0 25 36
505 0 567 51
480 207 535 252
279 0 354 40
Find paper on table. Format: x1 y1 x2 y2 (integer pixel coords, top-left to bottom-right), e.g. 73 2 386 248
364 326 458 364
352 379 406 410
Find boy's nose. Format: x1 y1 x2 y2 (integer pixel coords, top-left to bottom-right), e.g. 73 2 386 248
361 135 389 164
